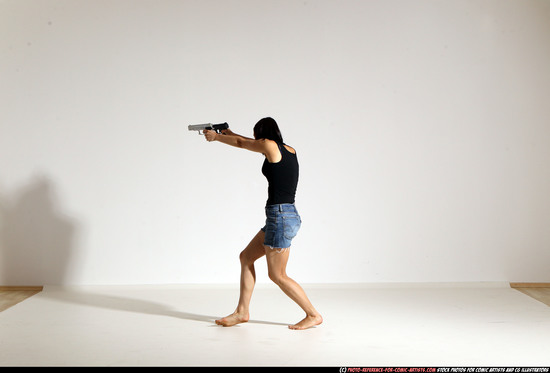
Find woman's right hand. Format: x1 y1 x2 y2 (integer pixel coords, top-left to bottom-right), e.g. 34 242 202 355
203 130 217 142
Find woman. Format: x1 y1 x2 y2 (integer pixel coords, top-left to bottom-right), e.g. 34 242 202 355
203 117 323 330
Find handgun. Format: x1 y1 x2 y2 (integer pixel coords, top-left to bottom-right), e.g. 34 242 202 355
188 122 229 135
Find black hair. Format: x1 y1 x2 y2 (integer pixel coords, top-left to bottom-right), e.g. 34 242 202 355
253 117 284 143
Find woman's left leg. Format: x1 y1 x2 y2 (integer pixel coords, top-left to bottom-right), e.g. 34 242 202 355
265 247 323 330
215 230 266 327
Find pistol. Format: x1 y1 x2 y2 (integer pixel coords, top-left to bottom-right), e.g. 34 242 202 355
188 122 229 135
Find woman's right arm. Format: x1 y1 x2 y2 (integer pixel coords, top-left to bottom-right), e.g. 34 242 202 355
204 129 279 160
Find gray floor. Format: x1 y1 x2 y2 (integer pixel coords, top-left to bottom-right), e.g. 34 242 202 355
1 283 549 366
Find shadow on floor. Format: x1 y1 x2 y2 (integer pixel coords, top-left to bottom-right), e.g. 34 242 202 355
43 289 289 327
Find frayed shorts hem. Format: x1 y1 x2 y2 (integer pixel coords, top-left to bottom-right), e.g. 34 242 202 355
262 243 291 253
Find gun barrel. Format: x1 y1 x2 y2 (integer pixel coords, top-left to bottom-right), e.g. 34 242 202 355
188 122 229 132
188 123 212 131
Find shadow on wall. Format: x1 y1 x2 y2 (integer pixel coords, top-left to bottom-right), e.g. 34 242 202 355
0 175 79 286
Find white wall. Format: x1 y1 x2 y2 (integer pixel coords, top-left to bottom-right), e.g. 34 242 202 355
1 0 549 285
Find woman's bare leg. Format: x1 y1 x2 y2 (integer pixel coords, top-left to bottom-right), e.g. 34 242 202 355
265 247 323 330
215 230 266 326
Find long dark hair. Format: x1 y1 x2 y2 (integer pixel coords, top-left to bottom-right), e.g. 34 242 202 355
253 117 284 143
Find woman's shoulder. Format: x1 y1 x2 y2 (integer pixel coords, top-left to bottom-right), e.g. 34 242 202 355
283 144 296 155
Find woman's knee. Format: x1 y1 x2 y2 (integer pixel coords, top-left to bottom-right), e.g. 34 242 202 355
239 250 248 264
239 250 257 265
268 270 287 286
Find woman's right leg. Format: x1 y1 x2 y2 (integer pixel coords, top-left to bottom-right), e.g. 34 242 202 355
215 230 266 327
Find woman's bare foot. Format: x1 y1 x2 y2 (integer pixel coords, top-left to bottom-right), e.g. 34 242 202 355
215 312 249 327
289 314 323 330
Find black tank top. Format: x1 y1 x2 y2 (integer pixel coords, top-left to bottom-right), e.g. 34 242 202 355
261 142 299 206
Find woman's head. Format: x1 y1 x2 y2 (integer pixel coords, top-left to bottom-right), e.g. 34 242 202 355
253 117 283 143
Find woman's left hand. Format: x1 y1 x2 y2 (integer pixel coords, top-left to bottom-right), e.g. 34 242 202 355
203 130 217 142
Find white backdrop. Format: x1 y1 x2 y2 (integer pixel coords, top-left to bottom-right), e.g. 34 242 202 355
1 0 549 285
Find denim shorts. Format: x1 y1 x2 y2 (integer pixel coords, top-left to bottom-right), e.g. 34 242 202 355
261 204 301 250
